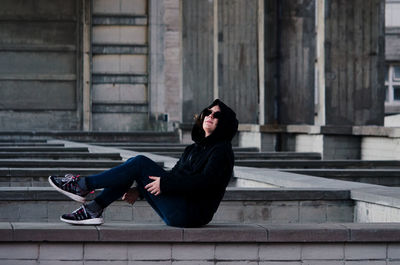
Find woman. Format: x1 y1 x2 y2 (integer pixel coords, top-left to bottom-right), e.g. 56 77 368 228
48 99 238 227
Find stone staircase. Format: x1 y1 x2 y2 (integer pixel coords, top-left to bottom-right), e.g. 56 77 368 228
235 159 400 187
0 132 400 264
0 134 351 224
86 141 323 161
76 140 400 187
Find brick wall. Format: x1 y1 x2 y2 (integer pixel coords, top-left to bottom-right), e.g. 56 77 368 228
1 242 398 264
0 198 354 224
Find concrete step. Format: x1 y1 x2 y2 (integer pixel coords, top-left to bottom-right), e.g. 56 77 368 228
0 187 352 224
0 152 122 160
283 168 400 186
154 151 322 160
234 152 321 160
0 168 107 187
1 222 398 264
235 160 400 169
0 159 123 168
0 139 46 143
94 142 189 147
1 222 399 245
110 146 260 153
0 163 164 187
0 147 89 152
92 143 259 151
0 131 180 143
0 143 64 147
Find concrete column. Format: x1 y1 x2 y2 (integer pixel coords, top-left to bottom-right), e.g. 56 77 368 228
149 0 166 126
264 0 316 125
258 0 265 125
324 0 385 126
82 0 92 131
315 0 326 126
181 0 214 124
149 0 183 130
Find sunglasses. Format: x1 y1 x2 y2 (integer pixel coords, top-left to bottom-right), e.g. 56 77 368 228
203 109 222 119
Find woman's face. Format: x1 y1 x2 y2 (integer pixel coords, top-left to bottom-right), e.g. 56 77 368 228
203 105 221 137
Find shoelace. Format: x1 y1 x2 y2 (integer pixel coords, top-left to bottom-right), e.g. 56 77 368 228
73 206 90 219
61 174 80 185
61 174 94 194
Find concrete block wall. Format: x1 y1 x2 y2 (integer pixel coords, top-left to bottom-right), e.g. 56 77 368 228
0 190 354 224
294 134 361 160
362 136 400 160
238 131 289 151
238 131 262 149
295 134 323 154
352 187 400 223
1 223 400 264
355 201 400 222
323 135 361 160
1 242 399 264
238 125 400 160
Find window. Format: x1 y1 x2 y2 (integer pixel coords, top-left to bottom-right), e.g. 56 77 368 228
385 64 400 104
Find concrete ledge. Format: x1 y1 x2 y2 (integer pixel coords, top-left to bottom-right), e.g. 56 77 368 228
1 222 400 243
0 187 351 201
0 187 354 224
234 166 382 189
235 159 400 168
351 187 400 208
0 159 124 168
237 124 400 138
0 131 180 143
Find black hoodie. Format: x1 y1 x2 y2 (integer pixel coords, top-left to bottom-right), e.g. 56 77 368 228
160 99 239 227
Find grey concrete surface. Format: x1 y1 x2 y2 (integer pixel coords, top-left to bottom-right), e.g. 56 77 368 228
1 222 400 243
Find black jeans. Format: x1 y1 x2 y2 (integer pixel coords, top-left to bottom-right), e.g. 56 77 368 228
85 155 189 227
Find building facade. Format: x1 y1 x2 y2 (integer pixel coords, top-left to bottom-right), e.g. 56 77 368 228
0 0 386 132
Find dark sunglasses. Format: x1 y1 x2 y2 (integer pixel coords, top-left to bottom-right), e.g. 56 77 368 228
203 109 222 119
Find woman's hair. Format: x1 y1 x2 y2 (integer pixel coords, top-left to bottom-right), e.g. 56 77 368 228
191 99 238 144
193 108 211 132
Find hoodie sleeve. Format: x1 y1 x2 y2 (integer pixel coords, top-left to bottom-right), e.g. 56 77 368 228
160 143 233 195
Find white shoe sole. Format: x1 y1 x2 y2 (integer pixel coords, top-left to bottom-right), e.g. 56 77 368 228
48 176 86 203
60 216 104 225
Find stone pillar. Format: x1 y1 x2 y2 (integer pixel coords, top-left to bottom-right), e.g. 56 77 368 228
82 0 92 131
180 0 262 126
264 0 316 125
181 0 214 123
324 0 385 126
149 0 183 130
217 0 259 124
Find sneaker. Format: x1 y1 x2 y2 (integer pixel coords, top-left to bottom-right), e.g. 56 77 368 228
60 205 103 225
48 174 90 203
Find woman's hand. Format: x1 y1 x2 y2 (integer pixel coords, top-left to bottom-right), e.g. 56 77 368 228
122 188 140 204
145 176 161 196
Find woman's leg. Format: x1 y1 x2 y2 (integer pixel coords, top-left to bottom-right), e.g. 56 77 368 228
85 155 152 191
134 178 189 227
84 155 168 208
53 155 189 226
88 155 189 227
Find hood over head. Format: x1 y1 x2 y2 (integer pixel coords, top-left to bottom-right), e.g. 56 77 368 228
191 99 239 145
